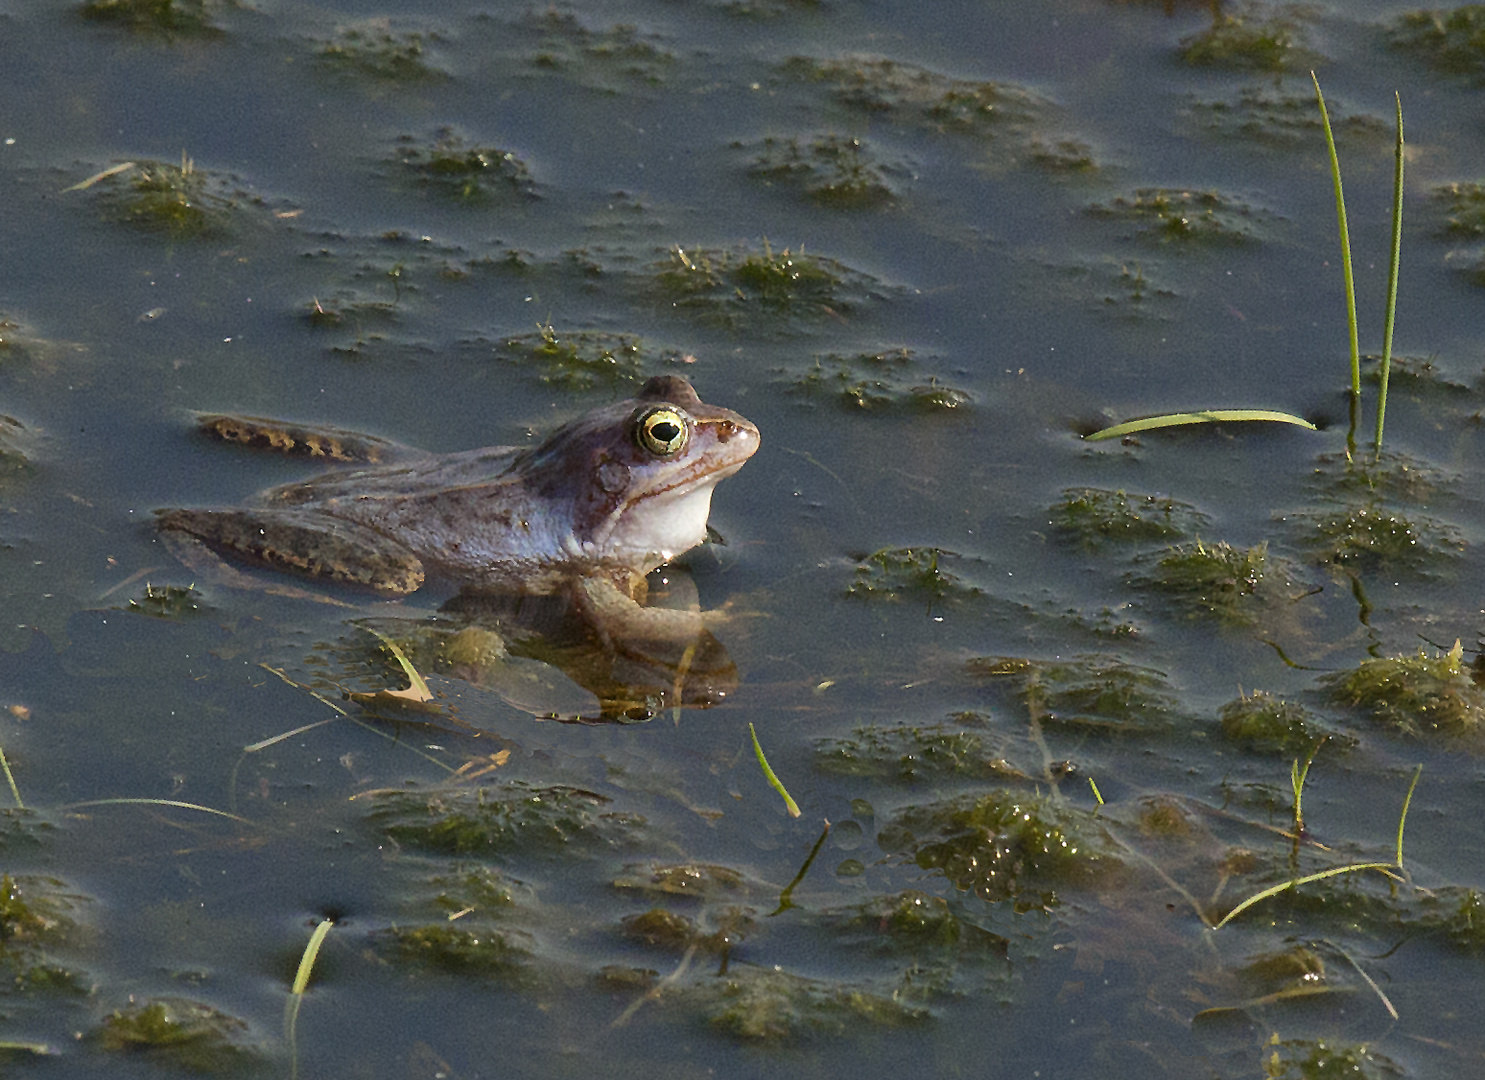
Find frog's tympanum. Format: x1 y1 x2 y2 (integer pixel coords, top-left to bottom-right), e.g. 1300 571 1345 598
156 376 759 723
157 375 759 598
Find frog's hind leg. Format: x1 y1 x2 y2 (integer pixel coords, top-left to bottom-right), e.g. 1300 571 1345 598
156 508 425 596
192 414 408 465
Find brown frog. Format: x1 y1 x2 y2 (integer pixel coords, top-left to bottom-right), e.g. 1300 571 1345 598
156 375 760 598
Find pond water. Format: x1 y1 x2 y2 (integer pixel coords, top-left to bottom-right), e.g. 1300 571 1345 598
4 0 1485 1076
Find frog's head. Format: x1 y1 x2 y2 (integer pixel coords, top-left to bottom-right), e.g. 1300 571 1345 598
523 375 760 573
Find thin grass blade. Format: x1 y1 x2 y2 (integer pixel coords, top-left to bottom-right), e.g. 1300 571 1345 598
1375 92 1404 454
1212 862 1395 929
291 919 333 994
1084 410 1316 442
749 722 801 817
1396 764 1421 869
1313 72 1361 403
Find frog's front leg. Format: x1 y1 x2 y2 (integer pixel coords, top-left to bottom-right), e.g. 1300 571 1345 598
156 507 425 596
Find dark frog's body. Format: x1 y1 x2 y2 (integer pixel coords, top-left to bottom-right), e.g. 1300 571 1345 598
157 376 760 597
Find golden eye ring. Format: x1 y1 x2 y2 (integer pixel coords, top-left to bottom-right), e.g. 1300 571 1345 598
633 405 690 457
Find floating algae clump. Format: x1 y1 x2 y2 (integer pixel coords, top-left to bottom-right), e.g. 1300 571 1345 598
1135 540 1304 625
1051 487 1209 548
701 965 929 1042
1322 641 1485 737
970 653 1181 735
813 720 1016 784
745 134 901 209
367 781 647 858
1390 6 1485 82
845 546 981 607
394 128 535 201
1219 690 1345 755
99 997 258 1071
1088 188 1269 245
1296 503 1463 574
1180 7 1320 71
495 325 646 389
376 865 532 981
885 790 1121 907
784 348 971 413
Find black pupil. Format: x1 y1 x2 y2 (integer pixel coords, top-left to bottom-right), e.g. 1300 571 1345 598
649 418 681 448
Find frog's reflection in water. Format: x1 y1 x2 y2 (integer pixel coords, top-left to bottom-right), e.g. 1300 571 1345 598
362 567 737 726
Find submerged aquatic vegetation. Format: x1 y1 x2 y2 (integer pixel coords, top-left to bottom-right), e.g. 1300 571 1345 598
317 19 447 80
0 415 35 484
1028 137 1098 174
1364 352 1473 396
376 864 533 980
1218 690 1344 755
1290 502 1463 574
80 0 226 36
1433 180 1485 236
885 789 1121 907
813 719 1017 784
1179 5 1321 71
782 349 971 413
1390 5 1485 81
652 242 881 327
700 965 930 1041
1185 86 1388 146
1322 640 1485 737
779 55 1049 141
125 583 206 619
494 325 646 389
971 654 1181 735
393 128 535 202
1264 1037 1404 1080
613 862 750 902
1133 539 1304 624
824 889 1006 957
382 922 531 979
1051 487 1209 548
97 997 258 1070
845 546 981 607
744 134 903 209
621 905 753 954
366 781 647 858
526 11 675 88
1087 188 1269 245
1041 256 1179 320
0 874 89 995
83 156 251 238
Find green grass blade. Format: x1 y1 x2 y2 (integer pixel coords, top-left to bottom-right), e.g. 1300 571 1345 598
1375 92 1404 455
63 797 251 823
0 1040 54 1055
1396 764 1421 869
1084 410 1316 442
292 919 333 994
749 722 801 817
0 746 23 810
1313 72 1360 403
1212 862 1395 929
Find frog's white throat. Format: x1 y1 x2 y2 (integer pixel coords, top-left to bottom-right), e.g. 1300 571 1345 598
601 476 726 566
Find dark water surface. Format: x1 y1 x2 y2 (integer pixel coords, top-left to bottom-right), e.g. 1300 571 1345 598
4 0 1485 1076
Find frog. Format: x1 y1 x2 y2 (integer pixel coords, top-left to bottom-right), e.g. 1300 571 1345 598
155 375 760 599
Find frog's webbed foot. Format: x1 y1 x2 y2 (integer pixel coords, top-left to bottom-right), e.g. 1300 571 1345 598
156 507 425 596
192 414 408 465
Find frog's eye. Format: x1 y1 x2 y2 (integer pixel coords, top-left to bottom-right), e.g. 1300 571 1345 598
634 405 690 457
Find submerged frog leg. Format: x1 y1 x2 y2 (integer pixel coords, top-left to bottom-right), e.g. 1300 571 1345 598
192 414 411 464
156 507 425 596
155 529 357 607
